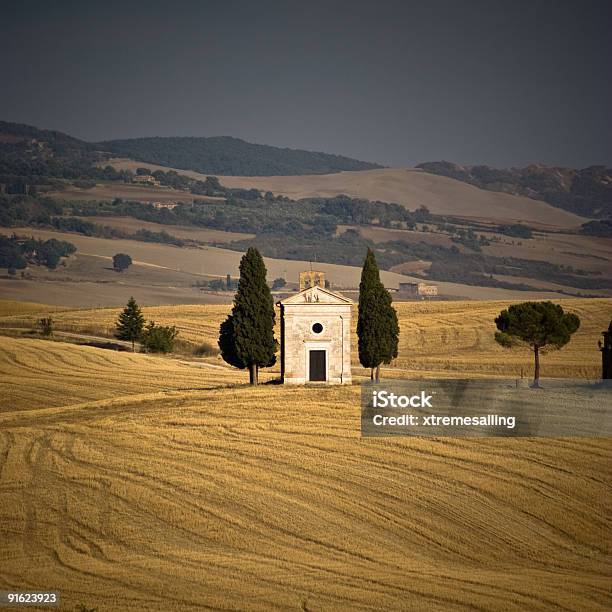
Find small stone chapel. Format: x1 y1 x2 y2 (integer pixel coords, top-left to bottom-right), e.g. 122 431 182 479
277 271 352 384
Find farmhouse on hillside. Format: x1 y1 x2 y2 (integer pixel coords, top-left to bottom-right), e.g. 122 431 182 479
398 281 439 298
277 271 352 384
133 174 161 187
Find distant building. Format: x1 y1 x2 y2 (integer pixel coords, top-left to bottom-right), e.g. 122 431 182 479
133 175 161 187
151 201 179 209
398 282 439 298
418 283 438 297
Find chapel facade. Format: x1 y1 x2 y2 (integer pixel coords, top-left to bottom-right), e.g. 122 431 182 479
277 271 352 384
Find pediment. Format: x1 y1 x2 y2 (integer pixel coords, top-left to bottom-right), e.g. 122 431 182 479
279 285 352 305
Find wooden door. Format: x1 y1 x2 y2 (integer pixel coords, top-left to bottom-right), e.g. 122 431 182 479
309 350 326 382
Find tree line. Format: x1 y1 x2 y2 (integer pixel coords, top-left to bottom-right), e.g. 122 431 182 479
0 195 186 247
0 233 76 271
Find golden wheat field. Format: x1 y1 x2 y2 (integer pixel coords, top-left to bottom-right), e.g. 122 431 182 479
0 298 611 610
1 298 609 378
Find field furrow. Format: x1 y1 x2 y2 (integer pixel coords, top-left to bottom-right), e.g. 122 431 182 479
1 299 610 610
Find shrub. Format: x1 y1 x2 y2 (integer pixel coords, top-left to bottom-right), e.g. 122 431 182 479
37 317 54 337
193 341 217 357
497 223 533 239
140 322 178 353
208 278 226 291
73 179 96 189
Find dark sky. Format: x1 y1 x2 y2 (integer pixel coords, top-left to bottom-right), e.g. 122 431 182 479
1 0 611 168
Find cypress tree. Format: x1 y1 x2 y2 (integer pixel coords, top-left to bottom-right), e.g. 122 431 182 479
218 248 277 384
115 296 145 351
357 248 399 382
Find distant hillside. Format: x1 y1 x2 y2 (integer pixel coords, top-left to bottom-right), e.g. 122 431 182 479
210 168 585 228
96 135 384 176
417 161 611 218
0 121 102 182
0 121 90 154
0 121 383 179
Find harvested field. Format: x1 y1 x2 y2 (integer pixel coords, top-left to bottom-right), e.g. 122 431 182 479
0 335 242 413
1 298 608 378
483 232 612 277
390 298 610 379
0 327 610 610
353 225 455 247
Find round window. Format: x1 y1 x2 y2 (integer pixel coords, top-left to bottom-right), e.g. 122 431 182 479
312 322 323 334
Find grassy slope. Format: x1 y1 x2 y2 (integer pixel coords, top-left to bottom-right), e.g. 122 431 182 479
0 326 610 610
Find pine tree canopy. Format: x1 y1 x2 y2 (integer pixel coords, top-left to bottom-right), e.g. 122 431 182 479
495 301 580 350
218 248 277 375
115 296 145 347
357 248 399 371
494 301 580 385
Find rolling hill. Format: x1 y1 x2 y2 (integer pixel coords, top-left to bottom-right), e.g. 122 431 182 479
417 161 612 219
3 120 610 303
2 298 607 379
97 135 384 175
0 121 101 181
0 121 382 178
216 168 587 228
1 298 610 610
1 120 603 226
102 159 586 229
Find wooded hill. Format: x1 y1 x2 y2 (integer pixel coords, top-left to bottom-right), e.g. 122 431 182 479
0 121 382 179
97 135 384 175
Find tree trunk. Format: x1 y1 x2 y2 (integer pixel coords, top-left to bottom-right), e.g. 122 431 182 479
249 363 258 385
132 339 135 352
533 345 540 388
370 368 374 381
375 364 381 383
